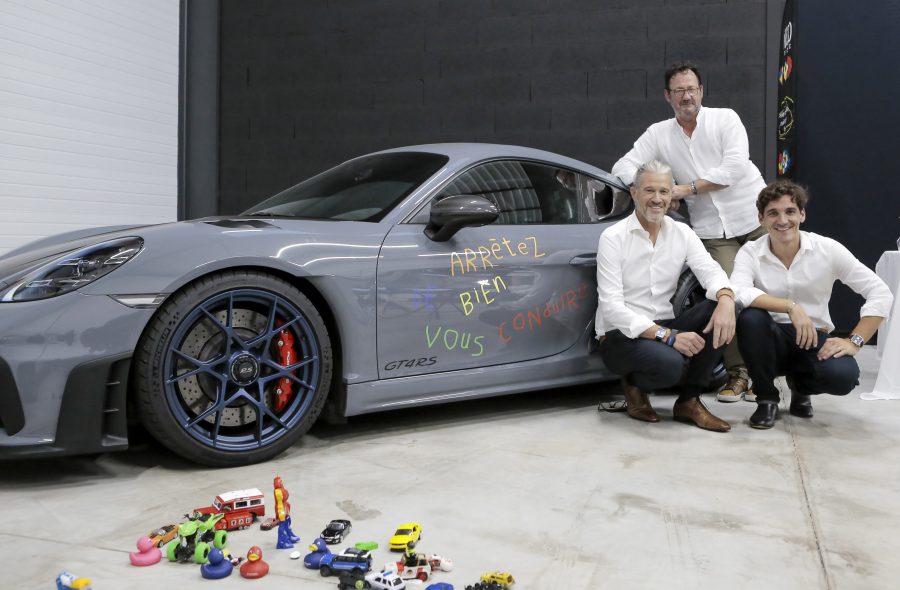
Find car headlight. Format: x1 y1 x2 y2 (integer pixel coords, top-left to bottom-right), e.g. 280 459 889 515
0 237 143 302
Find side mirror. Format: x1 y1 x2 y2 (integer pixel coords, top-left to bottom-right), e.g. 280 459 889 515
589 180 632 220
424 195 498 242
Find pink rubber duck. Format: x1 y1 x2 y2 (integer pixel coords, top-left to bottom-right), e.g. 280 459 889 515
129 535 161 566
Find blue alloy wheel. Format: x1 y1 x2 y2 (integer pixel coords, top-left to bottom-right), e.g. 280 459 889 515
136 271 333 466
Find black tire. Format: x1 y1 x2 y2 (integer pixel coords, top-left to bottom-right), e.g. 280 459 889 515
320 565 332 577
135 270 333 466
671 269 728 391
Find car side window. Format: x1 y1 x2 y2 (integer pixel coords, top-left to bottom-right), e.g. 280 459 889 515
413 160 590 225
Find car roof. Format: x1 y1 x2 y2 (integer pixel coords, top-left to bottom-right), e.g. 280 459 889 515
216 488 264 502
373 143 625 189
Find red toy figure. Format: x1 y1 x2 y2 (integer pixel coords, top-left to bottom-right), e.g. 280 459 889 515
240 546 269 579
274 475 301 549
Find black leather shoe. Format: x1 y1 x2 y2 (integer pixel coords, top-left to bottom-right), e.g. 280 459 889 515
750 402 779 429
789 394 813 418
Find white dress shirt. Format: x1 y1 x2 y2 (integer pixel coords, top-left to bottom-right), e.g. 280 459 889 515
611 107 765 239
732 231 894 332
595 212 732 339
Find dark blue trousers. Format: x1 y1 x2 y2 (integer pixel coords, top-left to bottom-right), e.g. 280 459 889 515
737 308 859 402
598 299 723 395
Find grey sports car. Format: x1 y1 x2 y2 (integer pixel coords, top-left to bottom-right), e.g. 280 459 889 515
0 143 704 466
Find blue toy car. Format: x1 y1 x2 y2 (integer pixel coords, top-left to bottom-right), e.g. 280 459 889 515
318 548 373 577
426 584 454 590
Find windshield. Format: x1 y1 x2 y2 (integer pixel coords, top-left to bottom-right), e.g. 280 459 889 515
244 152 449 222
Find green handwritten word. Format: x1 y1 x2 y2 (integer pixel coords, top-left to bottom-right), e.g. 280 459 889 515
449 236 545 276
499 283 590 343
425 325 485 357
459 275 508 316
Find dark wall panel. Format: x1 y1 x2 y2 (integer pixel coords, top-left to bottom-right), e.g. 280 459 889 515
791 1 900 331
218 0 768 214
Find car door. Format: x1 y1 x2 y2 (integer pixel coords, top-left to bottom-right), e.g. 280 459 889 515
376 159 606 378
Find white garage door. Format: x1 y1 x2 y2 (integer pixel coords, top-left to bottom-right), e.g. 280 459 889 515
0 0 179 257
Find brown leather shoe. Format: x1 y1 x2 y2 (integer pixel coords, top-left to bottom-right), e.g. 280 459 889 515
622 379 659 423
673 397 731 432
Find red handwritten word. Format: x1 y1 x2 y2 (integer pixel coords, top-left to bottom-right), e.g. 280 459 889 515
499 283 590 343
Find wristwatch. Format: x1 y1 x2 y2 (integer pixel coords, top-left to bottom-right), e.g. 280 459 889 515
655 327 668 342
849 333 865 348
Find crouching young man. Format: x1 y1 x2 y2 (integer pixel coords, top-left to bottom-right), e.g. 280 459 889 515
596 160 737 432
731 180 893 428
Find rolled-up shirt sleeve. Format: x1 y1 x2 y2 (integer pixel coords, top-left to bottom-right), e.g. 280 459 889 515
596 233 655 338
611 127 659 186
731 243 766 308
683 228 731 300
698 110 749 187
830 241 894 319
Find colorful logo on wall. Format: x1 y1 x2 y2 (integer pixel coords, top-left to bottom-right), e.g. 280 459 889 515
777 96 794 141
782 21 793 55
779 56 793 85
777 149 793 176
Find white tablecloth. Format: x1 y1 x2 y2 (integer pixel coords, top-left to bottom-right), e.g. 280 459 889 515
860 251 900 400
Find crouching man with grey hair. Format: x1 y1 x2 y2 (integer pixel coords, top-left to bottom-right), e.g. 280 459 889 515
596 160 737 431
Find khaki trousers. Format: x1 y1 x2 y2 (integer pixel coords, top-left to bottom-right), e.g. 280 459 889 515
701 224 768 378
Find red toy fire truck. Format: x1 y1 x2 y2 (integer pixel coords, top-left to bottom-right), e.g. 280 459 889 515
193 488 266 531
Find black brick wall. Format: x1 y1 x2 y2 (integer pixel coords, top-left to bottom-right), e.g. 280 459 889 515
218 0 767 213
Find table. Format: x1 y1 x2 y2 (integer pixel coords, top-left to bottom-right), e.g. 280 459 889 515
860 251 900 400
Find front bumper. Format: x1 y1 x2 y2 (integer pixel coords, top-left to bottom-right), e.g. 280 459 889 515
0 292 155 459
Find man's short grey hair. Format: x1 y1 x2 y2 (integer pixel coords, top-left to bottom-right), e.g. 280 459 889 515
633 160 673 188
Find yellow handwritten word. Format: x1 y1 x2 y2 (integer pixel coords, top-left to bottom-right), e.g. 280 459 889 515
425 325 485 357
449 236 545 276
499 283 590 343
459 275 508 316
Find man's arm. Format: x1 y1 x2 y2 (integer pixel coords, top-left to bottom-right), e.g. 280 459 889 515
697 109 754 187
596 233 654 339
611 127 659 186
682 228 735 347
817 239 894 359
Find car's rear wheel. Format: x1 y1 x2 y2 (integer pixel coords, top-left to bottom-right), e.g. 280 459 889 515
671 270 728 391
135 270 333 466
320 565 332 577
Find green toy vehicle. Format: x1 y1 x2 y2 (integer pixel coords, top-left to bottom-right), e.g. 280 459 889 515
165 511 228 564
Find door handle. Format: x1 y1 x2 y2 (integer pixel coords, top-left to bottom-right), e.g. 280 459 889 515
568 253 597 267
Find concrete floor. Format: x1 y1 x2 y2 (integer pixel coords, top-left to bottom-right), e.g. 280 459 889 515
2 347 897 590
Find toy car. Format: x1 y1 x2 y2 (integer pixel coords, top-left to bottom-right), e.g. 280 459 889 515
426 584 454 590
394 553 433 582
164 512 228 564
388 522 422 551
366 570 407 589
147 523 178 547
319 547 373 577
480 572 515 587
193 488 266 530
322 518 353 544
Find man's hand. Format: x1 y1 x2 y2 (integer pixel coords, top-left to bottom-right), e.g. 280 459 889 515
817 337 859 360
671 184 692 201
704 297 736 348
789 304 817 349
673 331 706 357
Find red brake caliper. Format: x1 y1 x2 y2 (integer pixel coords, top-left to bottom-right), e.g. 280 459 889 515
273 322 297 412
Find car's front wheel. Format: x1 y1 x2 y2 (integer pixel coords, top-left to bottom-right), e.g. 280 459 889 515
135 270 333 466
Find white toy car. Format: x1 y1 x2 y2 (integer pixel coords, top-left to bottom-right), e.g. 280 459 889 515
365 570 407 589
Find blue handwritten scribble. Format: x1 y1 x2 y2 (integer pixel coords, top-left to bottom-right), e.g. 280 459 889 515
411 286 438 312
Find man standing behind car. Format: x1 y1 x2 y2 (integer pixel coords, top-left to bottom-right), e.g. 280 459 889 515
596 160 736 432
611 61 766 404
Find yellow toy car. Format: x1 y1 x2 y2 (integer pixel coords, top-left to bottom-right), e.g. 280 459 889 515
388 522 422 551
481 571 516 587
